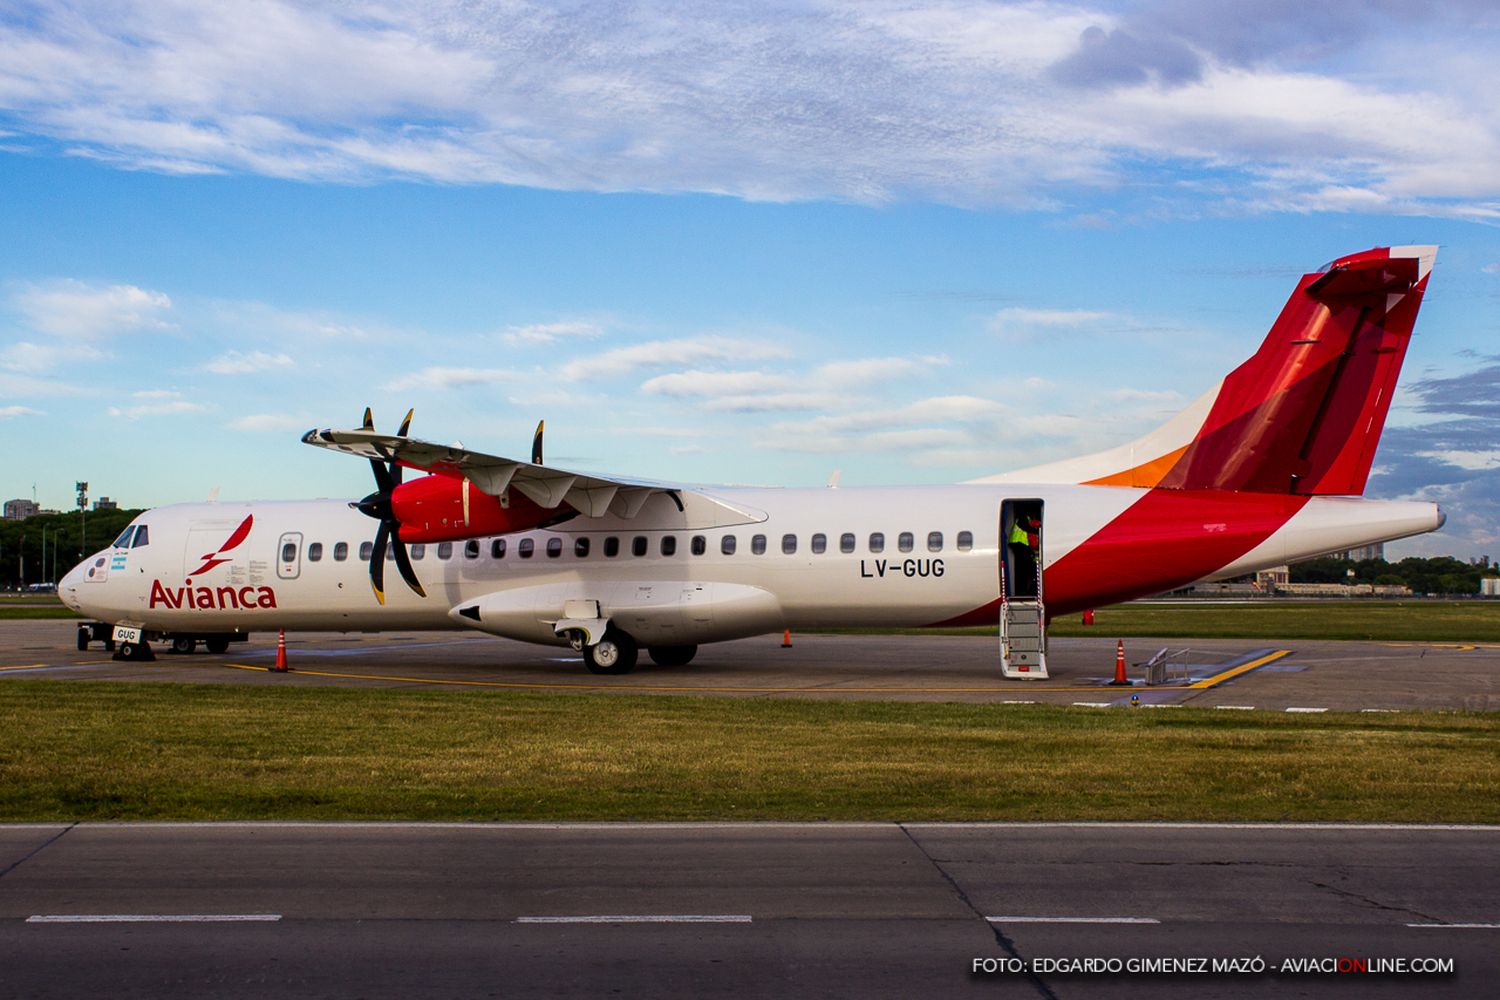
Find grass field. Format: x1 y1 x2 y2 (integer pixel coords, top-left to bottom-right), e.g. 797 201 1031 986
1 680 1495 823
0 605 78 619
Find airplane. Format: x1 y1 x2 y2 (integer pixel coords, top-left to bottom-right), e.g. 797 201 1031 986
60 245 1445 678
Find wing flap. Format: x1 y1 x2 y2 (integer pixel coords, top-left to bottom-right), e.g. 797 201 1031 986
303 427 673 518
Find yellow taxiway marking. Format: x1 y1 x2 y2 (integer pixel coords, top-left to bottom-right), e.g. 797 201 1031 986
1186 650 1292 689
0 663 48 672
1386 642 1498 652
223 662 1195 696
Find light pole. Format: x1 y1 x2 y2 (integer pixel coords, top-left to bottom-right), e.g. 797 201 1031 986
76 482 88 560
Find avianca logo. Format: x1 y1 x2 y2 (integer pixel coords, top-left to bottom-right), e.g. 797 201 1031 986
149 513 278 611
188 514 254 577
150 580 278 611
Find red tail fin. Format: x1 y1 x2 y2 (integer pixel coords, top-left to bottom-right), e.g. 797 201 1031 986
1156 246 1433 495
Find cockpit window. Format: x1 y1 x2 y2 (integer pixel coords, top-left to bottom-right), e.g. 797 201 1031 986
132 525 150 547
113 526 136 548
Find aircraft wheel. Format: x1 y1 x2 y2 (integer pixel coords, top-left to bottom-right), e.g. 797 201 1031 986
648 644 697 667
171 637 197 655
205 636 230 654
77 626 90 651
104 638 115 652
117 641 155 662
584 629 638 675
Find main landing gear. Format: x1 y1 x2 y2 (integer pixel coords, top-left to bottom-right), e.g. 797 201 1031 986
583 627 638 675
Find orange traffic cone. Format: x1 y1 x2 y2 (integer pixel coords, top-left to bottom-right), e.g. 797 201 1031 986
274 629 289 672
1108 638 1129 685
781 629 792 648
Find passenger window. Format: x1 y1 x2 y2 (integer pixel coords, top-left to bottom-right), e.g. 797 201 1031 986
307 542 323 562
546 538 562 558
782 534 797 554
575 537 590 557
410 543 426 560
721 535 737 555
113 527 136 548
281 541 297 563
604 536 620 558
898 532 914 553
957 531 973 552
632 536 648 557
869 532 884 554
465 539 480 559
360 541 373 561
811 533 826 554
661 536 677 556
691 535 706 556
437 542 453 560
492 538 506 559
840 533 855 554
751 534 767 555
518 538 534 558
133 525 149 547
928 531 943 552
333 542 349 562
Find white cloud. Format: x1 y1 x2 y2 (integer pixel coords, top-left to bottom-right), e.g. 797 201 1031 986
228 413 307 432
107 390 206 420
640 370 782 397
0 405 43 418
816 355 947 386
12 280 173 340
502 321 603 345
0 340 108 372
565 336 790 380
384 366 516 391
1483 263 1500 274
203 350 295 374
4 1 1491 214
989 307 1112 339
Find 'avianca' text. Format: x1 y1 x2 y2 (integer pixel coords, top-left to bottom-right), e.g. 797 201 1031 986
149 580 278 610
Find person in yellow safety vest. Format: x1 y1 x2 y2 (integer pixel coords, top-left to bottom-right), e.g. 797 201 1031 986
1007 516 1038 598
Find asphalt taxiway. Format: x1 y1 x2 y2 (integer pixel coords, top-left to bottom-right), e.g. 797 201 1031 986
1 823 1495 998
2 620 1498 712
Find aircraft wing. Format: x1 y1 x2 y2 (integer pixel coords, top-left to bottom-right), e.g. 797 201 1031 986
301 427 678 518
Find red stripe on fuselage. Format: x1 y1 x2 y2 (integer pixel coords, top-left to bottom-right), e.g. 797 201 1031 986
927 488 1309 626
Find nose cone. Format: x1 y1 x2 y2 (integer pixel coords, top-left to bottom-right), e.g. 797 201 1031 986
1435 504 1447 531
58 559 86 612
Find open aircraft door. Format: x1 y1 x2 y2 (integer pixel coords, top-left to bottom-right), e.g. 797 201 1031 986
1000 499 1046 679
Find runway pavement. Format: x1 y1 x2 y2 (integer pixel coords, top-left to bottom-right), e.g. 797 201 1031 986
0 822 1495 998
3 619 1498 711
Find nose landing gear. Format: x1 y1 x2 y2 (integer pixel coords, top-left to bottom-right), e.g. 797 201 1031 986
583 627 638 675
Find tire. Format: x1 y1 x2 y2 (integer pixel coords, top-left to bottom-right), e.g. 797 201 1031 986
104 638 115 652
584 628 638 675
77 626 90 651
171 637 196 655
648 644 698 667
205 636 230 654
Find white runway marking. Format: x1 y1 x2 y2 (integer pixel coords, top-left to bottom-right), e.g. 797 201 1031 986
1214 705 1256 710
1285 707 1327 713
1406 922 1500 929
26 914 282 923
987 915 1160 924
1072 701 1113 708
514 914 753 924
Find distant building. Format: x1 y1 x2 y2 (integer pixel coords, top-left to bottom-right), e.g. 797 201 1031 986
3 499 38 520
1255 566 1290 589
93 497 118 511
1332 543 1384 561
1482 578 1500 598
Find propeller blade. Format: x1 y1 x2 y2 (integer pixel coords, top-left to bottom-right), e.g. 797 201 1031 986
369 521 389 605
390 525 427 599
397 408 414 438
532 419 545 465
362 406 375 431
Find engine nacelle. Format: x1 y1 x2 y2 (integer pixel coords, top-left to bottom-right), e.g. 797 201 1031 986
390 473 574 543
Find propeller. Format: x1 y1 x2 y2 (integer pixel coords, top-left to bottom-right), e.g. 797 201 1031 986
351 407 426 604
531 419 544 465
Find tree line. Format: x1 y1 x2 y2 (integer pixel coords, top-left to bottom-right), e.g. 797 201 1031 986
0 508 144 589
1288 556 1498 596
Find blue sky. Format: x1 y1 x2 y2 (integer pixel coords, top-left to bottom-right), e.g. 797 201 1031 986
2 0 1498 558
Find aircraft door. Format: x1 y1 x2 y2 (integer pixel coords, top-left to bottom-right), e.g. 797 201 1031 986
277 531 304 580
1000 499 1044 601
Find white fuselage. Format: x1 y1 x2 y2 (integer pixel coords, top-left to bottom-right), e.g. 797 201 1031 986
61 483 1443 648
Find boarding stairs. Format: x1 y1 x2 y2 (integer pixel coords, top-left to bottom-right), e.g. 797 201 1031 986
1000 558 1048 679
